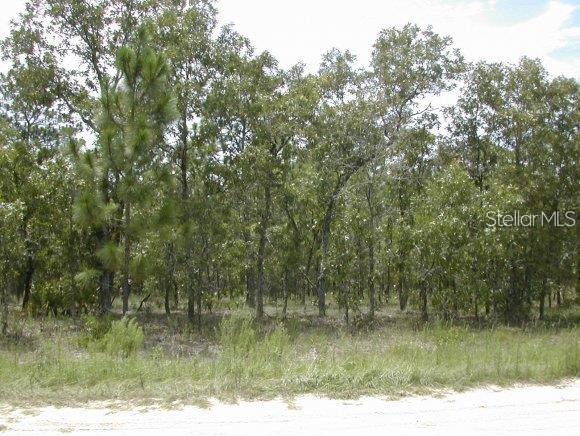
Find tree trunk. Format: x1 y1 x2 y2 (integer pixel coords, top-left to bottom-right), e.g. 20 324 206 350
303 230 318 309
20 255 35 310
539 277 547 320
245 264 256 308
99 270 112 315
316 172 354 317
385 267 391 303
256 184 272 319
195 269 202 330
317 208 333 317
420 281 428 322
317 185 340 318
122 201 132 315
186 245 196 323
1 287 7 335
164 242 175 316
368 239 375 318
508 259 517 323
344 287 349 326
282 267 290 319
365 183 376 318
164 284 171 316
243 227 256 308
177 108 196 324
398 260 407 311
338 274 349 325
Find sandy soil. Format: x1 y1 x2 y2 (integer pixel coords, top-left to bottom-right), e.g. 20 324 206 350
1 381 578 435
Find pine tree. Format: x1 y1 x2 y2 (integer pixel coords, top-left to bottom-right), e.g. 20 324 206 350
74 26 176 314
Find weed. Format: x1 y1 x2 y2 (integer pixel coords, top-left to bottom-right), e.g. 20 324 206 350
93 317 144 358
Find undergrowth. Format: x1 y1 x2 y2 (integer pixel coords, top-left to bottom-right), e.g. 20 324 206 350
0 310 577 406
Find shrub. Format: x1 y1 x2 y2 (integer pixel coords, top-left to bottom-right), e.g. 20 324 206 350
219 314 257 356
83 314 113 339
258 324 290 360
96 317 144 358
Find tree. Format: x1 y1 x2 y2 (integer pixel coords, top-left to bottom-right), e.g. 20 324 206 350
73 27 176 314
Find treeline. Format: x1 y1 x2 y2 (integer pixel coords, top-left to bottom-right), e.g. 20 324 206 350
0 0 577 328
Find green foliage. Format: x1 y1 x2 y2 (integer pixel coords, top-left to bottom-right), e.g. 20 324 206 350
82 313 113 341
0 0 576 328
0 313 578 404
74 269 101 293
219 314 258 356
96 243 122 271
217 314 292 381
94 317 144 358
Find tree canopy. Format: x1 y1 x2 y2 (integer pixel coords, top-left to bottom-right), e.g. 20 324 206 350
1 0 578 327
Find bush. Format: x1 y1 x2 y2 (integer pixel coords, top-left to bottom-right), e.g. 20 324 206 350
257 323 290 361
28 281 68 316
95 317 144 358
83 314 113 339
217 315 292 382
219 314 257 356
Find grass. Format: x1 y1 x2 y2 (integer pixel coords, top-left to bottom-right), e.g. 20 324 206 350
0 302 578 406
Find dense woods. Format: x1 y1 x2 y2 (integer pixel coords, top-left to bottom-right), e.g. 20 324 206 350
0 0 578 332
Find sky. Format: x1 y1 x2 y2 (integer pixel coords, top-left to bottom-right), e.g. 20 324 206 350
0 0 579 78
216 0 580 78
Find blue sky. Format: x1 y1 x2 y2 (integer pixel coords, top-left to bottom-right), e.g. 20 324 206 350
490 0 551 23
1 0 579 78
483 0 579 74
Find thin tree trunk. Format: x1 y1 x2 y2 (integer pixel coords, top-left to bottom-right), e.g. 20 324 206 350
245 262 256 308
344 279 350 325
100 270 112 315
20 255 34 310
283 199 301 320
539 277 547 320
317 178 343 317
398 260 407 311
420 280 428 322
178 108 196 323
365 183 376 318
316 171 355 317
195 269 202 330
164 243 175 316
317 209 332 317
303 229 318 309
1 287 7 335
186 245 195 323
243 227 256 308
282 267 290 319
164 284 171 316
368 238 375 317
122 201 131 315
397 183 408 311
256 183 271 319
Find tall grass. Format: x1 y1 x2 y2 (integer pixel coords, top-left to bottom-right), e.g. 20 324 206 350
0 313 577 405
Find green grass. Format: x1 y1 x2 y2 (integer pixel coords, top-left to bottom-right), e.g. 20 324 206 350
0 306 578 406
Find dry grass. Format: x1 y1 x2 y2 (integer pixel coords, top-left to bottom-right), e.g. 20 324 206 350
0 302 578 406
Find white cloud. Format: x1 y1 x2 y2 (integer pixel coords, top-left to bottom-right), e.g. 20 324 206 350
216 0 580 78
0 0 25 39
0 0 578 78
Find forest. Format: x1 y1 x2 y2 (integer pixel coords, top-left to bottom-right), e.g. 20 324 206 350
1 0 578 325
0 0 578 405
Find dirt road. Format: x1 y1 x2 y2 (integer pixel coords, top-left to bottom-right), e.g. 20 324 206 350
1 381 578 435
